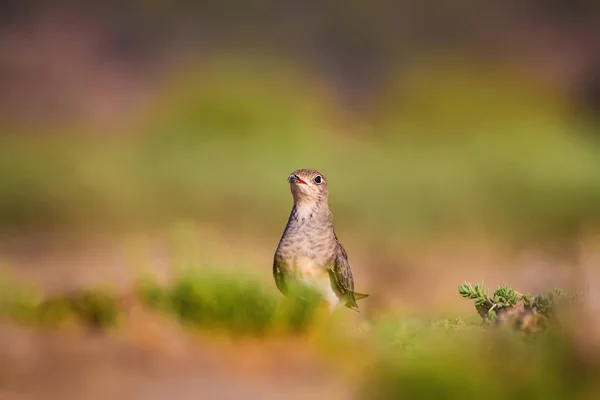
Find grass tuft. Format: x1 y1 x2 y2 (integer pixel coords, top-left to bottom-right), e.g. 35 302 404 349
0 273 120 330
136 269 322 335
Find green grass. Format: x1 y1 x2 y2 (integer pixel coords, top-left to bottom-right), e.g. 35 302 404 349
136 269 321 335
363 328 598 399
0 273 120 329
0 268 322 335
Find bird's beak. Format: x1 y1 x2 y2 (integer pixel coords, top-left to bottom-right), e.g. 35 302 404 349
288 173 307 185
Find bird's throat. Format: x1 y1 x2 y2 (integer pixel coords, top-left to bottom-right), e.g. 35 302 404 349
293 203 316 219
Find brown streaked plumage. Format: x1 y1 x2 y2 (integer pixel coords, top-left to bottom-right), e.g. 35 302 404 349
273 169 368 311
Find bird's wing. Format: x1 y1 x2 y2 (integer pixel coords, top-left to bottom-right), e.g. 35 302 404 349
332 240 355 294
331 239 365 310
330 234 369 310
273 257 287 295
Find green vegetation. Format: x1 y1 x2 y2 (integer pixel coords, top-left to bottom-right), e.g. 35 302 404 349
361 283 596 399
0 268 322 334
37 289 121 329
459 281 582 326
363 325 598 399
0 273 40 325
137 269 321 335
0 273 120 329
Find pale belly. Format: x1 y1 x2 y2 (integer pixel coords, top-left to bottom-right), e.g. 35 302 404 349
285 256 341 311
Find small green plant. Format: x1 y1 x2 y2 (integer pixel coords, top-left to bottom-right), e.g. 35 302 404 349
458 281 581 331
533 288 582 319
459 282 523 322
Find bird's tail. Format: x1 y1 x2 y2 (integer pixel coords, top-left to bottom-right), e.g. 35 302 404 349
353 292 369 301
346 291 369 312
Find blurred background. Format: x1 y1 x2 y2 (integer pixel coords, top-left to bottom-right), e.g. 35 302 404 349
0 1 599 398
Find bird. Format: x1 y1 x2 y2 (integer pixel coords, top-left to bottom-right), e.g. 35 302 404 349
273 169 368 312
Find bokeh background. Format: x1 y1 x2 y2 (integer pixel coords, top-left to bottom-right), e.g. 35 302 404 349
1 1 599 399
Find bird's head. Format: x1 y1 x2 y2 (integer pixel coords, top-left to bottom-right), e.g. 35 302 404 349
287 169 328 206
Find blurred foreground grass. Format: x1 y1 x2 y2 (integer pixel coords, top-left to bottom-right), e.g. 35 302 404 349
137 269 321 335
0 268 321 335
364 322 599 399
1 56 599 244
1 267 599 399
0 271 120 329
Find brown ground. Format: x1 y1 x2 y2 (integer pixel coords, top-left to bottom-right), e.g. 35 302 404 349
0 321 350 400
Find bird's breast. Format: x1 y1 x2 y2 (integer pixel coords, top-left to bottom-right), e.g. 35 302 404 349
282 255 335 300
276 245 332 278
276 214 336 277
290 255 325 277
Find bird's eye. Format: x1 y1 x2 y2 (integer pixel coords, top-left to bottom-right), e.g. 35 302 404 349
314 175 322 184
